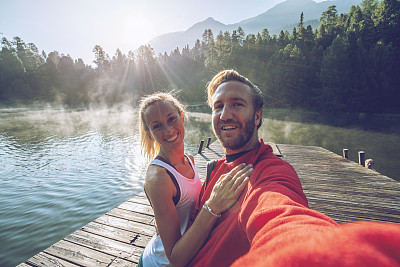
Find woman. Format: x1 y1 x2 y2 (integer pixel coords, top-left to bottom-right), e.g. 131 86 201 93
138 92 253 267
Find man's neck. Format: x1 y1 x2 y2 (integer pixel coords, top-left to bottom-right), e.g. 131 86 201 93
224 136 260 155
225 139 260 163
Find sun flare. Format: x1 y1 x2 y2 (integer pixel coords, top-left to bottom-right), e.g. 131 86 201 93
122 15 156 46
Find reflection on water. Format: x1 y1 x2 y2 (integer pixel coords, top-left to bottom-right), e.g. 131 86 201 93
0 108 399 266
0 108 148 267
184 112 217 149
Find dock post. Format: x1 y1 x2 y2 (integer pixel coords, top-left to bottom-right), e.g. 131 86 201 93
358 151 365 166
343 149 349 159
198 140 204 154
206 137 211 148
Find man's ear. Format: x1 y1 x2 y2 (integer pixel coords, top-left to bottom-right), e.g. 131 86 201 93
255 108 263 127
181 111 185 124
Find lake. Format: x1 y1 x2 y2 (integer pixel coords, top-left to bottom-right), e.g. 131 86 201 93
1 107 399 267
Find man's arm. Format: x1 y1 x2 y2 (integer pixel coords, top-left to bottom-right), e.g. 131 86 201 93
238 157 336 247
236 158 400 266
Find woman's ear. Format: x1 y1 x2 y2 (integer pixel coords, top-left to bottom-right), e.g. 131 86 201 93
145 128 153 139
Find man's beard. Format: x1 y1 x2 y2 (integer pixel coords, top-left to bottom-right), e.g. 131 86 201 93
214 114 256 151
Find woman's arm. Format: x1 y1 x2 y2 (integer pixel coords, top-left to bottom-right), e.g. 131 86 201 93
145 163 253 267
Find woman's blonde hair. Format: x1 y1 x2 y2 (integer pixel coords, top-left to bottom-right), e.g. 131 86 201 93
139 92 185 162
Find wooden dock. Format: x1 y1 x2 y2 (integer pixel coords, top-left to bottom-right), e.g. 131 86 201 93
18 142 400 266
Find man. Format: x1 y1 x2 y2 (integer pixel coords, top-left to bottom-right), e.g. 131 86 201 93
188 70 400 266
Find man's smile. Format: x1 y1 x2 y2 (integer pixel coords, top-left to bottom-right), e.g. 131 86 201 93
222 125 238 131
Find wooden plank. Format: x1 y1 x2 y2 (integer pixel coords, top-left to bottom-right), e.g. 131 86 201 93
109 257 140 266
116 202 154 216
94 214 155 237
306 196 400 215
127 196 151 206
107 208 154 225
64 230 141 262
43 239 115 266
24 252 79 266
305 191 400 209
82 221 152 247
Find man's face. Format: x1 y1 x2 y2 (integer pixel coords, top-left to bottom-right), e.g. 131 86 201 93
211 81 262 154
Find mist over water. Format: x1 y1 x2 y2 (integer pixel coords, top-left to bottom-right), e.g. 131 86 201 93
0 108 398 266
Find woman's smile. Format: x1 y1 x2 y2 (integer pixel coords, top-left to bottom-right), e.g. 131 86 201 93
165 132 179 142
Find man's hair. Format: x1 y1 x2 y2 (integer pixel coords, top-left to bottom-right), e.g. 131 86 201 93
138 92 185 162
207 69 264 128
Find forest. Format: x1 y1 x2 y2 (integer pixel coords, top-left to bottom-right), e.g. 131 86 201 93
0 0 399 113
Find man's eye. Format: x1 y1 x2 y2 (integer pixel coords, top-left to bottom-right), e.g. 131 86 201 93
234 103 243 107
168 116 177 123
214 104 223 110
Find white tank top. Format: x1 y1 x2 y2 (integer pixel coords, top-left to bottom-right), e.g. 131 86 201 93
142 156 202 267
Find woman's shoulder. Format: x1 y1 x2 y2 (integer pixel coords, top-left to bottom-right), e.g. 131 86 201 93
185 153 195 165
145 164 170 184
144 163 177 199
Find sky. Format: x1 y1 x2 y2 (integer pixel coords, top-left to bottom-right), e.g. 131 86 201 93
1 0 324 65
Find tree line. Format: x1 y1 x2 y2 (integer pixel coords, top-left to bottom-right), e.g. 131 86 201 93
1 0 399 113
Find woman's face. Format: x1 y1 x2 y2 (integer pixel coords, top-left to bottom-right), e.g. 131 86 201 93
143 100 185 151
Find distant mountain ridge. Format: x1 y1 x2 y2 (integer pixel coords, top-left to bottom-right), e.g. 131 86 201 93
148 0 362 54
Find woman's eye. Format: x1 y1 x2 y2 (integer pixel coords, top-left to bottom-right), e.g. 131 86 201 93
152 124 161 130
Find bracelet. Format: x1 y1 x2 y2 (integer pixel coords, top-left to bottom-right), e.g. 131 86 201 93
202 203 221 218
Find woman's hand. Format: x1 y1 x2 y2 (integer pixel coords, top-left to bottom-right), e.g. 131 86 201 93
206 163 253 215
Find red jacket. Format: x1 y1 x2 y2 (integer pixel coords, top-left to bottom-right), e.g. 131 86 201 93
189 140 400 266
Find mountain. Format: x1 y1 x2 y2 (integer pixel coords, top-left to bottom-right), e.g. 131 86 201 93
233 0 361 34
148 0 362 55
148 17 226 56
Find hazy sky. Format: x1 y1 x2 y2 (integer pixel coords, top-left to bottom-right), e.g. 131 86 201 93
1 0 324 64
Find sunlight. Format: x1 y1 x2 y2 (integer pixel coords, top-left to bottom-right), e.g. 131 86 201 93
122 15 156 47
